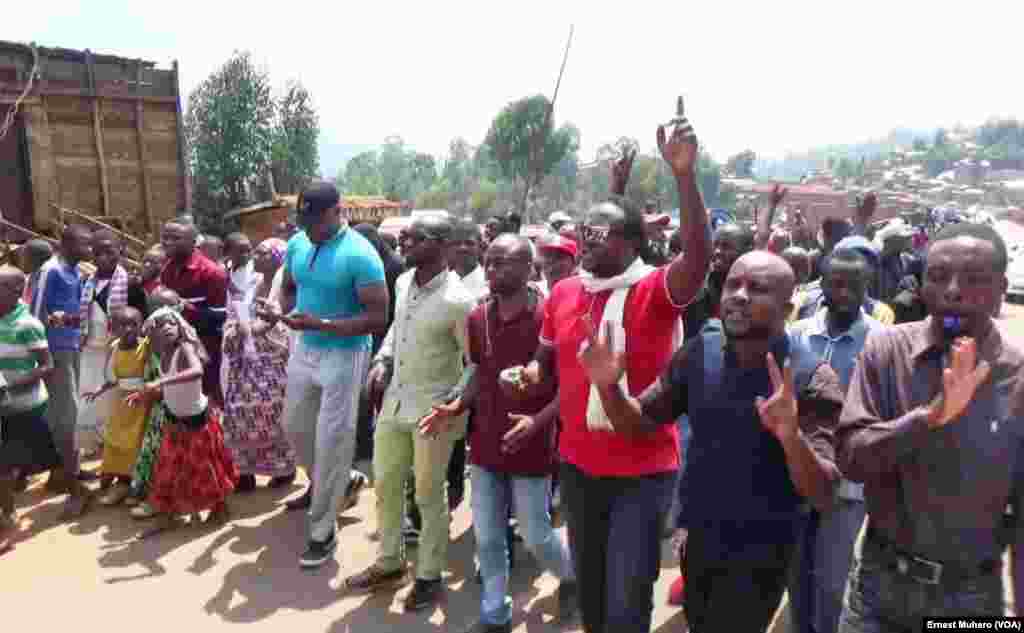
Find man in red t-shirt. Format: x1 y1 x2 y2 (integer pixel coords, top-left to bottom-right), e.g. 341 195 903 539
502 116 711 633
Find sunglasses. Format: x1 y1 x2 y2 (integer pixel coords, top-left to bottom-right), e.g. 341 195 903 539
577 225 615 244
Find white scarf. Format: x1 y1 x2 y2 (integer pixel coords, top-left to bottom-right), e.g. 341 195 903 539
578 258 655 432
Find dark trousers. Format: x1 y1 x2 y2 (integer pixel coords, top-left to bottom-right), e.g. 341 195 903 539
354 391 375 464
837 536 1003 633
561 461 676 633
448 438 466 504
683 527 792 633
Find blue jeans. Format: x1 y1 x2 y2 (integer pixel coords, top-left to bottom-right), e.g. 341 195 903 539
838 538 1004 632
470 465 574 626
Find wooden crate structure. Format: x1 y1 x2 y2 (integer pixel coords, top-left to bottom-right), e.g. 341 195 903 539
0 41 189 243
227 195 404 244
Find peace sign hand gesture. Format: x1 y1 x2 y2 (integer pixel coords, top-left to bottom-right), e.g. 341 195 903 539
578 321 625 389
927 337 992 429
755 352 800 443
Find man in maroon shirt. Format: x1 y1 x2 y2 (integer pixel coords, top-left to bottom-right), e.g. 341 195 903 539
424 234 576 632
160 220 228 405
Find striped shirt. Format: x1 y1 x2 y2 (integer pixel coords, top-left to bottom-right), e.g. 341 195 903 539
0 302 50 414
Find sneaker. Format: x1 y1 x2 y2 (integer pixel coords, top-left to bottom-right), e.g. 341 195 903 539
557 580 579 622
667 574 686 606
342 471 368 511
460 620 511 633
299 532 337 568
344 564 407 593
403 577 443 612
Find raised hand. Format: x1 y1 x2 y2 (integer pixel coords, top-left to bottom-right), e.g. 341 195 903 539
609 147 637 195
418 399 463 437
657 98 698 176
578 321 625 388
501 413 538 454
854 192 878 224
770 183 788 208
927 337 992 429
755 352 799 443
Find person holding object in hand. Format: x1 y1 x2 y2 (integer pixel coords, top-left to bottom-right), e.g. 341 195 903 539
835 222 1024 629
255 182 389 570
499 101 711 633
423 234 576 633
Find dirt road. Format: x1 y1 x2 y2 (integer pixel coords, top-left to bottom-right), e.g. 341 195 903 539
5 306 1024 633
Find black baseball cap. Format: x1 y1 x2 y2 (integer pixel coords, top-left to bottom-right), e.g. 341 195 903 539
296 182 340 216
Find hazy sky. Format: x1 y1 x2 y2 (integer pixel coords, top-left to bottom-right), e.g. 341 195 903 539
10 0 1022 175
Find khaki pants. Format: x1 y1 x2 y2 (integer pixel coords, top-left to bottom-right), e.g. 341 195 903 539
373 420 461 580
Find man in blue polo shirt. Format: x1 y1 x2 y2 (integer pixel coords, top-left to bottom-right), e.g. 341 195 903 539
258 182 389 568
30 224 95 520
579 250 843 632
787 246 884 633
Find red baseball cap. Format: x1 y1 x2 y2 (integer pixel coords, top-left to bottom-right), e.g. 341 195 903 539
539 234 578 259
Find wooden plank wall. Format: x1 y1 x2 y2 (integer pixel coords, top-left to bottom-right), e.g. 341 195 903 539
23 94 181 238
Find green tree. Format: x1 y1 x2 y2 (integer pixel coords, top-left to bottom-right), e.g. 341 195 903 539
470 180 499 217
270 81 320 194
912 138 928 152
484 95 580 221
342 151 382 195
185 51 275 219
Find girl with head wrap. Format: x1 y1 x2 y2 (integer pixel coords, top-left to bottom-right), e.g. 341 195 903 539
219 238 297 492
128 306 239 538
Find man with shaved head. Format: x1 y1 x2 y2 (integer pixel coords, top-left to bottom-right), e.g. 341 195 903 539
259 182 388 569
426 233 576 630
346 210 475 612
580 250 843 631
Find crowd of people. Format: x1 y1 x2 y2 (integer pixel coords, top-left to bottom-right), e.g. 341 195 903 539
0 109 1021 633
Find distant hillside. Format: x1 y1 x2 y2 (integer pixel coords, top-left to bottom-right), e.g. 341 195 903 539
318 139 378 179
754 127 937 181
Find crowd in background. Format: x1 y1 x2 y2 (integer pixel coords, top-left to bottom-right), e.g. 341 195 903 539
0 110 1020 633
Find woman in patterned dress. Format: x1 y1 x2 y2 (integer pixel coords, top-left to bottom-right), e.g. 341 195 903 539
221 238 296 492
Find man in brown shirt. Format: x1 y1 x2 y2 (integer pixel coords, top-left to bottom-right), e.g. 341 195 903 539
836 222 1024 630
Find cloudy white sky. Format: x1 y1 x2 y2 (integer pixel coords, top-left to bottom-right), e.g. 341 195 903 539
10 0 1022 176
